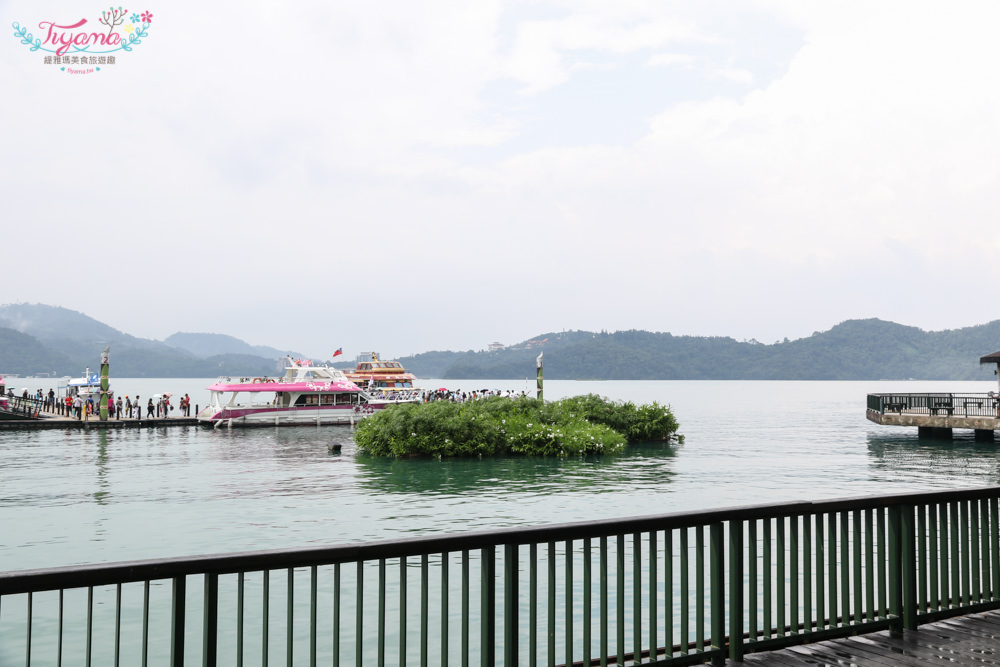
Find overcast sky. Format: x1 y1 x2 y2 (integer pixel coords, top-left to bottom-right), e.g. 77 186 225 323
4 1 1000 360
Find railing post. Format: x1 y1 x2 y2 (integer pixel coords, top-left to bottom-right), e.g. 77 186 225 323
504 544 518 667
481 546 495 667
888 503 917 633
888 505 902 634
203 573 218 667
171 576 186 667
901 504 917 630
710 523 726 666
725 520 743 664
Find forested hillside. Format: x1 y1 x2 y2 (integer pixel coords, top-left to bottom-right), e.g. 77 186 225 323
397 320 1000 380
2 303 998 380
0 304 282 377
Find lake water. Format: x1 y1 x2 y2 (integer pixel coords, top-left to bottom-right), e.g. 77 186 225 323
4 378 1000 574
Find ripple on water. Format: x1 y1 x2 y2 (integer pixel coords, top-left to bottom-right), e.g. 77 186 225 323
4 380 1000 569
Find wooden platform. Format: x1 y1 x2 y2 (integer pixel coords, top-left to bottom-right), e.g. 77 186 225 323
738 610 1000 665
866 408 1000 433
0 414 201 430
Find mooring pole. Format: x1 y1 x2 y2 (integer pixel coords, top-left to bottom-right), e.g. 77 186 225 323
536 351 543 401
99 346 110 422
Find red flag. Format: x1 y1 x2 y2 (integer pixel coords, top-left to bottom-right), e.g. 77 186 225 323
333 348 343 357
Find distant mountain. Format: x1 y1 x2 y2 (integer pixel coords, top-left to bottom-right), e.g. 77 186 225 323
2 303 999 380
0 303 285 377
0 326 76 376
396 320 1000 381
164 332 302 360
0 303 126 342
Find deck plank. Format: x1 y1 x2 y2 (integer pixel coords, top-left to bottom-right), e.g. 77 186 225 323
734 610 1000 666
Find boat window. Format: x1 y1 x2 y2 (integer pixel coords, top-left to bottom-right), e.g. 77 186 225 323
294 395 307 406
321 394 335 405
337 393 351 405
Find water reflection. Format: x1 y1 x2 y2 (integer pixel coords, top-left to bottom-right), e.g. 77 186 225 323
18 380 1000 571
94 430 110 505
208 425 356 462
353 441 678 497
866 433 1000 487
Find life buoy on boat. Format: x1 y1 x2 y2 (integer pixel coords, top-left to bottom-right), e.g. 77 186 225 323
252 378 261 383
267 379 275 383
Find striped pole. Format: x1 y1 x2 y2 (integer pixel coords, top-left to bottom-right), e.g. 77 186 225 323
99 346 110 421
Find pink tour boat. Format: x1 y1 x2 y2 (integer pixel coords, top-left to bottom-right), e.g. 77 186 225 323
197 357 421 427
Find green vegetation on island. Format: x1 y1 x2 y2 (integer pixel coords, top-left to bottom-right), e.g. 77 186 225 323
353 394 682 457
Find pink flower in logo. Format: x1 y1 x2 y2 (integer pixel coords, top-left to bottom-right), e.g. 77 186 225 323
141 11 153 23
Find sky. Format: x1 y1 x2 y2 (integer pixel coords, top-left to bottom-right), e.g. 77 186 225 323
4 0 1000 360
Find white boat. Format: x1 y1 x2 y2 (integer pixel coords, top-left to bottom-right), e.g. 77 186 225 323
343 353 420 399
64 369 102 400
197 357 422 427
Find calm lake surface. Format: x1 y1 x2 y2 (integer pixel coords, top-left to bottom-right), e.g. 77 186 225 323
4 379 1000 573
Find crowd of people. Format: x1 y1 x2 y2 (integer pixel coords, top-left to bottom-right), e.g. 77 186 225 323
423 388 529 402
7 384 532 419
5 388 194 420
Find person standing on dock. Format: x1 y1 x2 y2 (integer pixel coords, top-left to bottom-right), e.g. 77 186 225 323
147 398 154 418
115 396 122 419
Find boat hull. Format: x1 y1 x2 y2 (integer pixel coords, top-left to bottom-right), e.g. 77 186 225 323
197 403 395 426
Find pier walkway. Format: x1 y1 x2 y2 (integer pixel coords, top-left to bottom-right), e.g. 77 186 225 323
0 393 200 429
0 414 200 429
741 609 1000 665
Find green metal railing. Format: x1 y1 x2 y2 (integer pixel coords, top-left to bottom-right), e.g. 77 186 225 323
868 392 1000 417
2 487 1000 666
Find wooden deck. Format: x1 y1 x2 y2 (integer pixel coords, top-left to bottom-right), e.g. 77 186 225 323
0 414 200 429
738 610 1000 665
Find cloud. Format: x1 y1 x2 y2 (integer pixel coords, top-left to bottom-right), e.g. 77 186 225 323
646 52 696 68
503 3 709 93
4 0 1000 357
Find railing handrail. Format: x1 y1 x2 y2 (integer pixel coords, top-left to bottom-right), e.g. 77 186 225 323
5 484 1000 595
